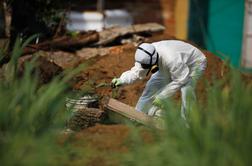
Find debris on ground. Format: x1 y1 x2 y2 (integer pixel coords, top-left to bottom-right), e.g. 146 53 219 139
94 22 165 46
23 31 99 55
21 23 165 56
10 27 229 122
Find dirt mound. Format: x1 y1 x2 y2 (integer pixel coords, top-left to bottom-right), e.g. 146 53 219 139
76 37 226 106
67 34 230 165
75 124 130 152
66 124 154 166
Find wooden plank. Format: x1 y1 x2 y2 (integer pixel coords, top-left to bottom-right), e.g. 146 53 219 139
175 0 189 39
105 98 163 129
23 31 99 55
95 23 165 46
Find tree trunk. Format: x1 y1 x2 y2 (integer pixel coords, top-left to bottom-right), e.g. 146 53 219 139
9 0 51 48
3 1 11 37
0 0 5 37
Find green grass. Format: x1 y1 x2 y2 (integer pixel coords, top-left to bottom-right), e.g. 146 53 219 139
0 37 90 166
121 70 252 166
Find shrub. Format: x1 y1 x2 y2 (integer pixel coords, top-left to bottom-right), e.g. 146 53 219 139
122 70 252 166
0 36 87 165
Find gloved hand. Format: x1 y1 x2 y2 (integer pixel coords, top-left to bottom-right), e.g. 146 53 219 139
152 97 163 108
111 78 123 88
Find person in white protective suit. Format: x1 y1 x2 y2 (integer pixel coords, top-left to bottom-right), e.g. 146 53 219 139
111 40 207 119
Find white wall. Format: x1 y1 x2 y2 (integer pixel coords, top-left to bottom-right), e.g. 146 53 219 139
242 0 252 68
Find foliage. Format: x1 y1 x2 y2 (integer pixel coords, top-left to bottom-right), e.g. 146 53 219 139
0 37 89 165
34 0 68 30
121 70 252 166
4 0 70 40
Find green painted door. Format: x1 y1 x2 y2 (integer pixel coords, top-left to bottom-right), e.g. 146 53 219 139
207 0 244 67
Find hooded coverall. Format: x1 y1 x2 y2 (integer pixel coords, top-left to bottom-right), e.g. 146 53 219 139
118 40 207 119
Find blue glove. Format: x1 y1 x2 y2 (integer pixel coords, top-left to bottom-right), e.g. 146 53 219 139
111 78 123 88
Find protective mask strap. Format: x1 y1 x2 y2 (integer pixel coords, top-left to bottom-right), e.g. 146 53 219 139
150 53 159 74
137 46 153 57
137 46 158 76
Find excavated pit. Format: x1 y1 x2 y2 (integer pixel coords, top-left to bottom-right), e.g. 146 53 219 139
66 34 231 154
10 31 251 166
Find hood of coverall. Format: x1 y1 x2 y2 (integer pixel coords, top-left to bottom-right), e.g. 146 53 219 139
135 43 158 65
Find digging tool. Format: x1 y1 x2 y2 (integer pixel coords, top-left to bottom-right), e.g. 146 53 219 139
95 82 120 98
95 82 111 88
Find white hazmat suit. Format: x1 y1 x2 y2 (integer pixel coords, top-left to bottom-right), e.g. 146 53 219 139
118 40 207 119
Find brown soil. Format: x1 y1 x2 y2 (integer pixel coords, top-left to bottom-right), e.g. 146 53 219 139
77 43 148 106
67 34 229 165
67 124 154 166
75 124 130 152
75 34 227 106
